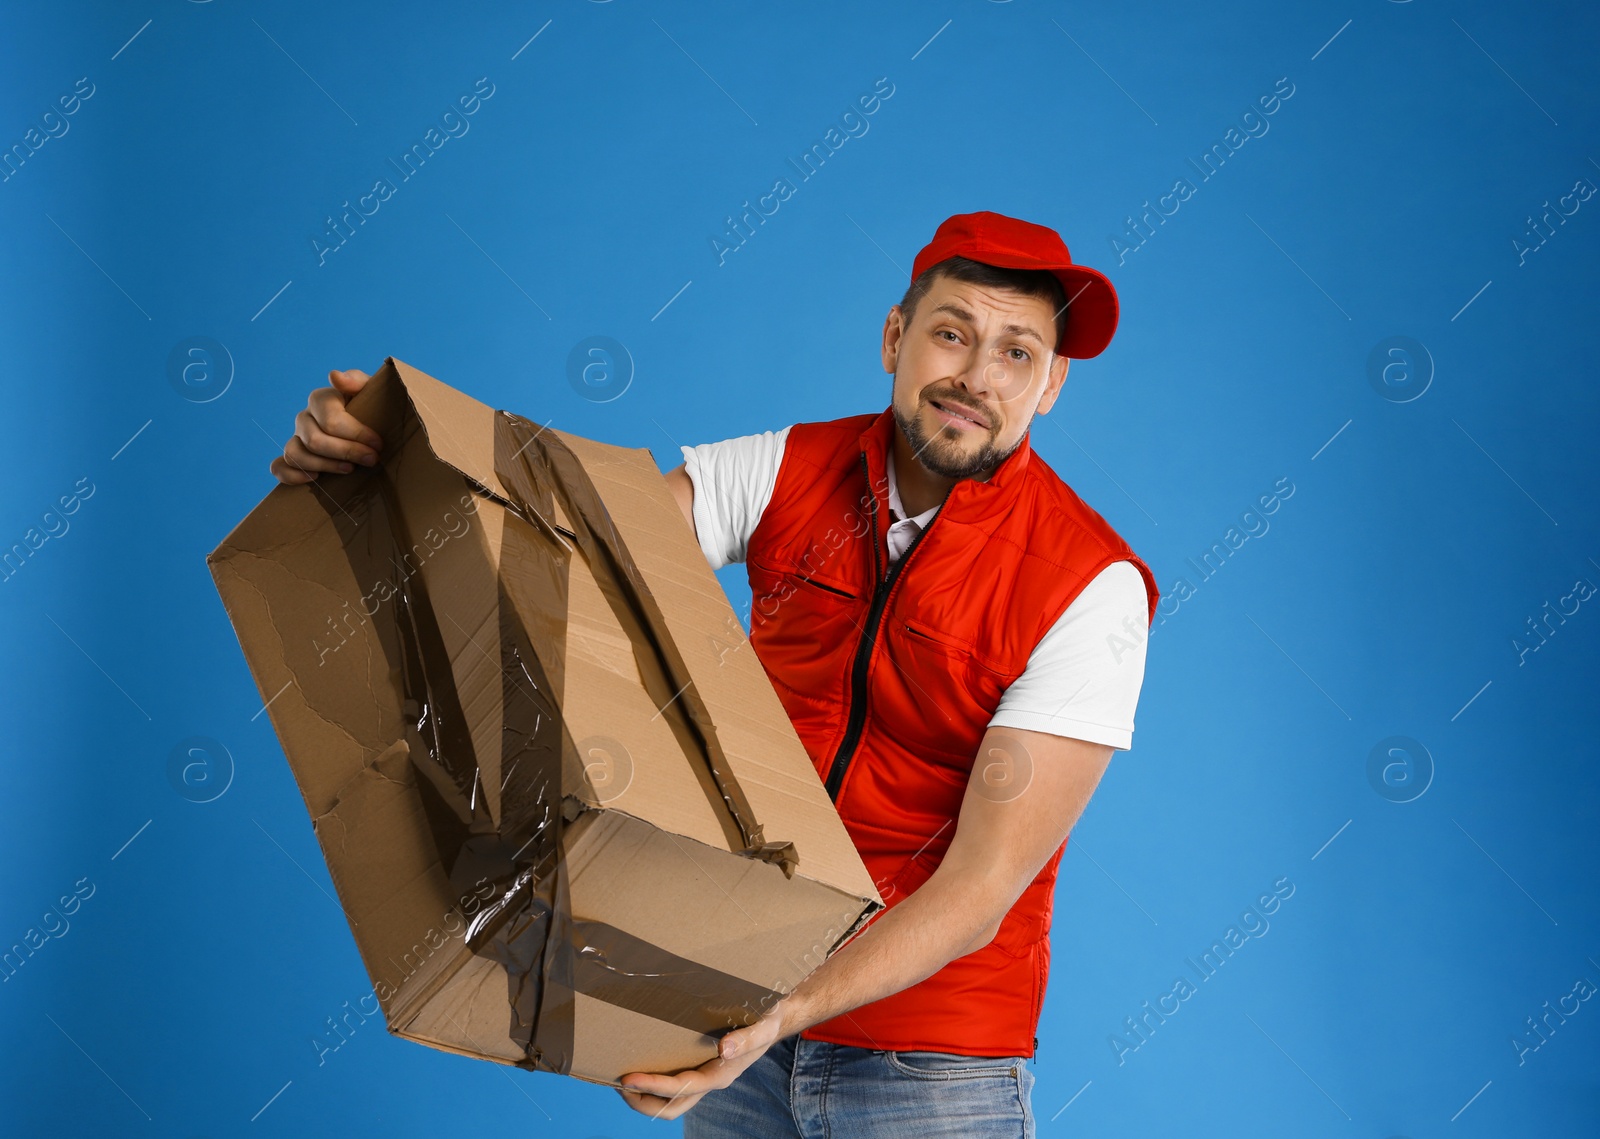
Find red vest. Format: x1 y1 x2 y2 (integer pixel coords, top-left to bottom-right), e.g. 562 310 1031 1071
744 407 1158 1057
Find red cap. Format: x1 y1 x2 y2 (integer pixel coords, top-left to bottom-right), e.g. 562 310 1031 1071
910 211 1120 359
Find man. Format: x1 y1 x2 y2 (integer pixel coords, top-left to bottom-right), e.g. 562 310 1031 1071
271 211 1157 1137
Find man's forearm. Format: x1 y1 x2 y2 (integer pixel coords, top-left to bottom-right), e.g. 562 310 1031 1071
772 866 1004 1040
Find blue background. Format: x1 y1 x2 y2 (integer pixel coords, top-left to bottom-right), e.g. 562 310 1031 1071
3 1 1597 1135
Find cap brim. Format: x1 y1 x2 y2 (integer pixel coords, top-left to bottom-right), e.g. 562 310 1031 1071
1053 265 1119 359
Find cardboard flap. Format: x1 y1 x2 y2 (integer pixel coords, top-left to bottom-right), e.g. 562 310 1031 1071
364 357 510 503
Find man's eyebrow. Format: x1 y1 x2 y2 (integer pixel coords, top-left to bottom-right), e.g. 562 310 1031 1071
927 302 1048 348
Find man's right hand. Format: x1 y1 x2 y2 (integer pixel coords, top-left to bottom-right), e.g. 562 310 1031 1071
269 369 386 485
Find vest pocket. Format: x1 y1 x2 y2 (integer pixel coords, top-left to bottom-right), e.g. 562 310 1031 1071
748 558 862 663
899 618 1020 682
793 572 856 599
899 619 974 658
988 875 1054 959
886 621 1015 749
748 556 859 613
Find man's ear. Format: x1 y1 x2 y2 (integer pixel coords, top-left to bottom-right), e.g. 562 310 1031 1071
881 305 906 374
1035 355 1070 415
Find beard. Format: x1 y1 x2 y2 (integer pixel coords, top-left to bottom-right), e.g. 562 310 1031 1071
892 384 1026 481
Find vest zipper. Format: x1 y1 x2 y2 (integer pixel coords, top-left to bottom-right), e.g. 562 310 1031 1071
822 452 937 803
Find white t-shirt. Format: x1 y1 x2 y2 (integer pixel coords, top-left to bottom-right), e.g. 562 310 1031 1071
679 425 1151 751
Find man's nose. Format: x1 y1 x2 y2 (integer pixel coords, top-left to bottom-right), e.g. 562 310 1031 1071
950 345 1002 397
964 344 1029 405
980 348 1014 395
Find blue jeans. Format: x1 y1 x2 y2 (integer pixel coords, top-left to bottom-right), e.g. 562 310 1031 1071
682 1034 1035 1138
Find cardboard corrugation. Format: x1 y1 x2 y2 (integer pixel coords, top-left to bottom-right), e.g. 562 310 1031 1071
207 358 881 1086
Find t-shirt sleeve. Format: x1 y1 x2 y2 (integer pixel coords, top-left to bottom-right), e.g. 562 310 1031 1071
679 425 792 569
987 559 1151 750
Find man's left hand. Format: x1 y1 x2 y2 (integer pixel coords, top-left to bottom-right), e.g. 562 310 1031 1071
615 1001 791 1121
617 726 1113 1119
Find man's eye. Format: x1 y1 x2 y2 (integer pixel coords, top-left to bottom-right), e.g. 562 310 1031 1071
1009 348 1030 362
937 330 958 342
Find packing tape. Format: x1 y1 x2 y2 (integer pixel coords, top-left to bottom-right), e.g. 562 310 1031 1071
315 381 791 1074
492 411 798 876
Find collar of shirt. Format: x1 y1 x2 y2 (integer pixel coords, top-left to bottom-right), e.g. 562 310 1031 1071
885 450 940 562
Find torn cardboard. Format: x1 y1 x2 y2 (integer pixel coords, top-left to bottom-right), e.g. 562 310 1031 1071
207 357 882 1087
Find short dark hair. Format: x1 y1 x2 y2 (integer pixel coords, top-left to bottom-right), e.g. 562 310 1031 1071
897 256 1069 353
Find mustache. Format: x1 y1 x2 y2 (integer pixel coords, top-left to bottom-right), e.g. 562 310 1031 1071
923 391 993 430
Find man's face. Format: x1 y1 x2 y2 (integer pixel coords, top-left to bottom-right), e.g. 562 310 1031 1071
883 273 1070 481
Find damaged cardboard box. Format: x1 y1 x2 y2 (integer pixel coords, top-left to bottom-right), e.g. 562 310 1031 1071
207 357 882 1087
